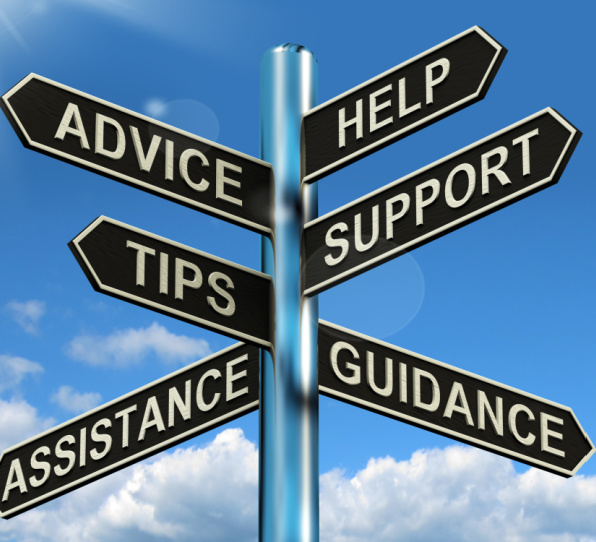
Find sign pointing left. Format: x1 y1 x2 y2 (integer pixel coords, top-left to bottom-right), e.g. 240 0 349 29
1 74 273 236
0 342 259 519
69 216 273 350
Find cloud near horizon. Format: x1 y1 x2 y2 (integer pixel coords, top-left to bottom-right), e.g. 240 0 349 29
0 428 595 541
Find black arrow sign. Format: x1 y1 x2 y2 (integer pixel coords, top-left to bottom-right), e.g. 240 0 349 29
318 321 594 477
0 342 259 519
69 216 273 349
1 74 273 236
302 26 506 183
304 108 581 296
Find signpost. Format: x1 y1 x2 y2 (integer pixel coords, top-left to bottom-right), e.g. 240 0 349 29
69 216 273 350
1 74 274 236
0 26 592 541
304 108 581 296
302 26 506 183
318 320 594 477
0 342 259 519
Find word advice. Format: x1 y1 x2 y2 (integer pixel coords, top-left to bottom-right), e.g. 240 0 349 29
0 343 259 518
1 74 273 234
318 321 593 477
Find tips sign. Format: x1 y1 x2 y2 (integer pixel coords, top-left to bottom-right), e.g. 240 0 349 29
69 216 273 349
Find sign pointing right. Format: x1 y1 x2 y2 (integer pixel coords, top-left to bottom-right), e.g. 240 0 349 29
318 320 594 477
304 108 581 296
302 26 506 183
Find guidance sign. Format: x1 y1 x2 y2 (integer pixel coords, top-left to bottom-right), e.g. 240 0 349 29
318 321 594 477
69 216 273 349
1 74 273 236
0 342 259 518
302 26 506 183
304 108 581 296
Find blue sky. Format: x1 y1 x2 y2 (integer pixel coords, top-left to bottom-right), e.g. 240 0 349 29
0 0 595 540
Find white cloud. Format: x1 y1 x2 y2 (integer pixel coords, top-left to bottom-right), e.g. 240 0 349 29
0 354 43 392
0 428 258 542
65 322 211 367
51 385 102 414
0 397 55 451
0 436 596 541
5 299 46 334
320 446 596 542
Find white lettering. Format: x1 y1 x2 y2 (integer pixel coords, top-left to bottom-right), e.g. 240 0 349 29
126 241 155 287
509 404 536 446
95 113 125 160
443 382 474 425
355 206 379 253
138 397 166 441
54 435 76 477
324 223 350 266
207 272 235 317
180 148 209 191
512 129 539 176
130 126 161 172
169 381 191 427
2 459 27 501
540 412 565 457
425 58 450 105
413 368 440 412
115 404 137 448
478 391 503 436
90 418 112 461
398 77 421 118
175 258 202 300
445 163 475 208
366 352 393 397
29 447 51 488
415 179 440 226
386 193 410 240
369 85 393 132
226 355 249 401
54 102 90 149
216 160 243 207
338 100 363 148
197 369 221 412
330 341 360 385
481 146 511 195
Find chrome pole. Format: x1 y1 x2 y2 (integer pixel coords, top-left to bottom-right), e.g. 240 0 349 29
260 44 318 542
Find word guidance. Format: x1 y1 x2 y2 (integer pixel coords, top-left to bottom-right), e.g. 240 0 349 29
69 216 273 349
0 342 259 518
302 26 506 183
318 321 594 477
1 74 273 236
304 108 581 296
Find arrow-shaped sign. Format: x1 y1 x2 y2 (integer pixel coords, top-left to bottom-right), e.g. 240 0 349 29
304 108 581 296
1 74 273 236
69 216 273 349
0 342 259 518
302 26 506 183
318 320 594 477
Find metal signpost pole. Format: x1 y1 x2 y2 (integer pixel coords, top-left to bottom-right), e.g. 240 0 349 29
260 45 318 542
